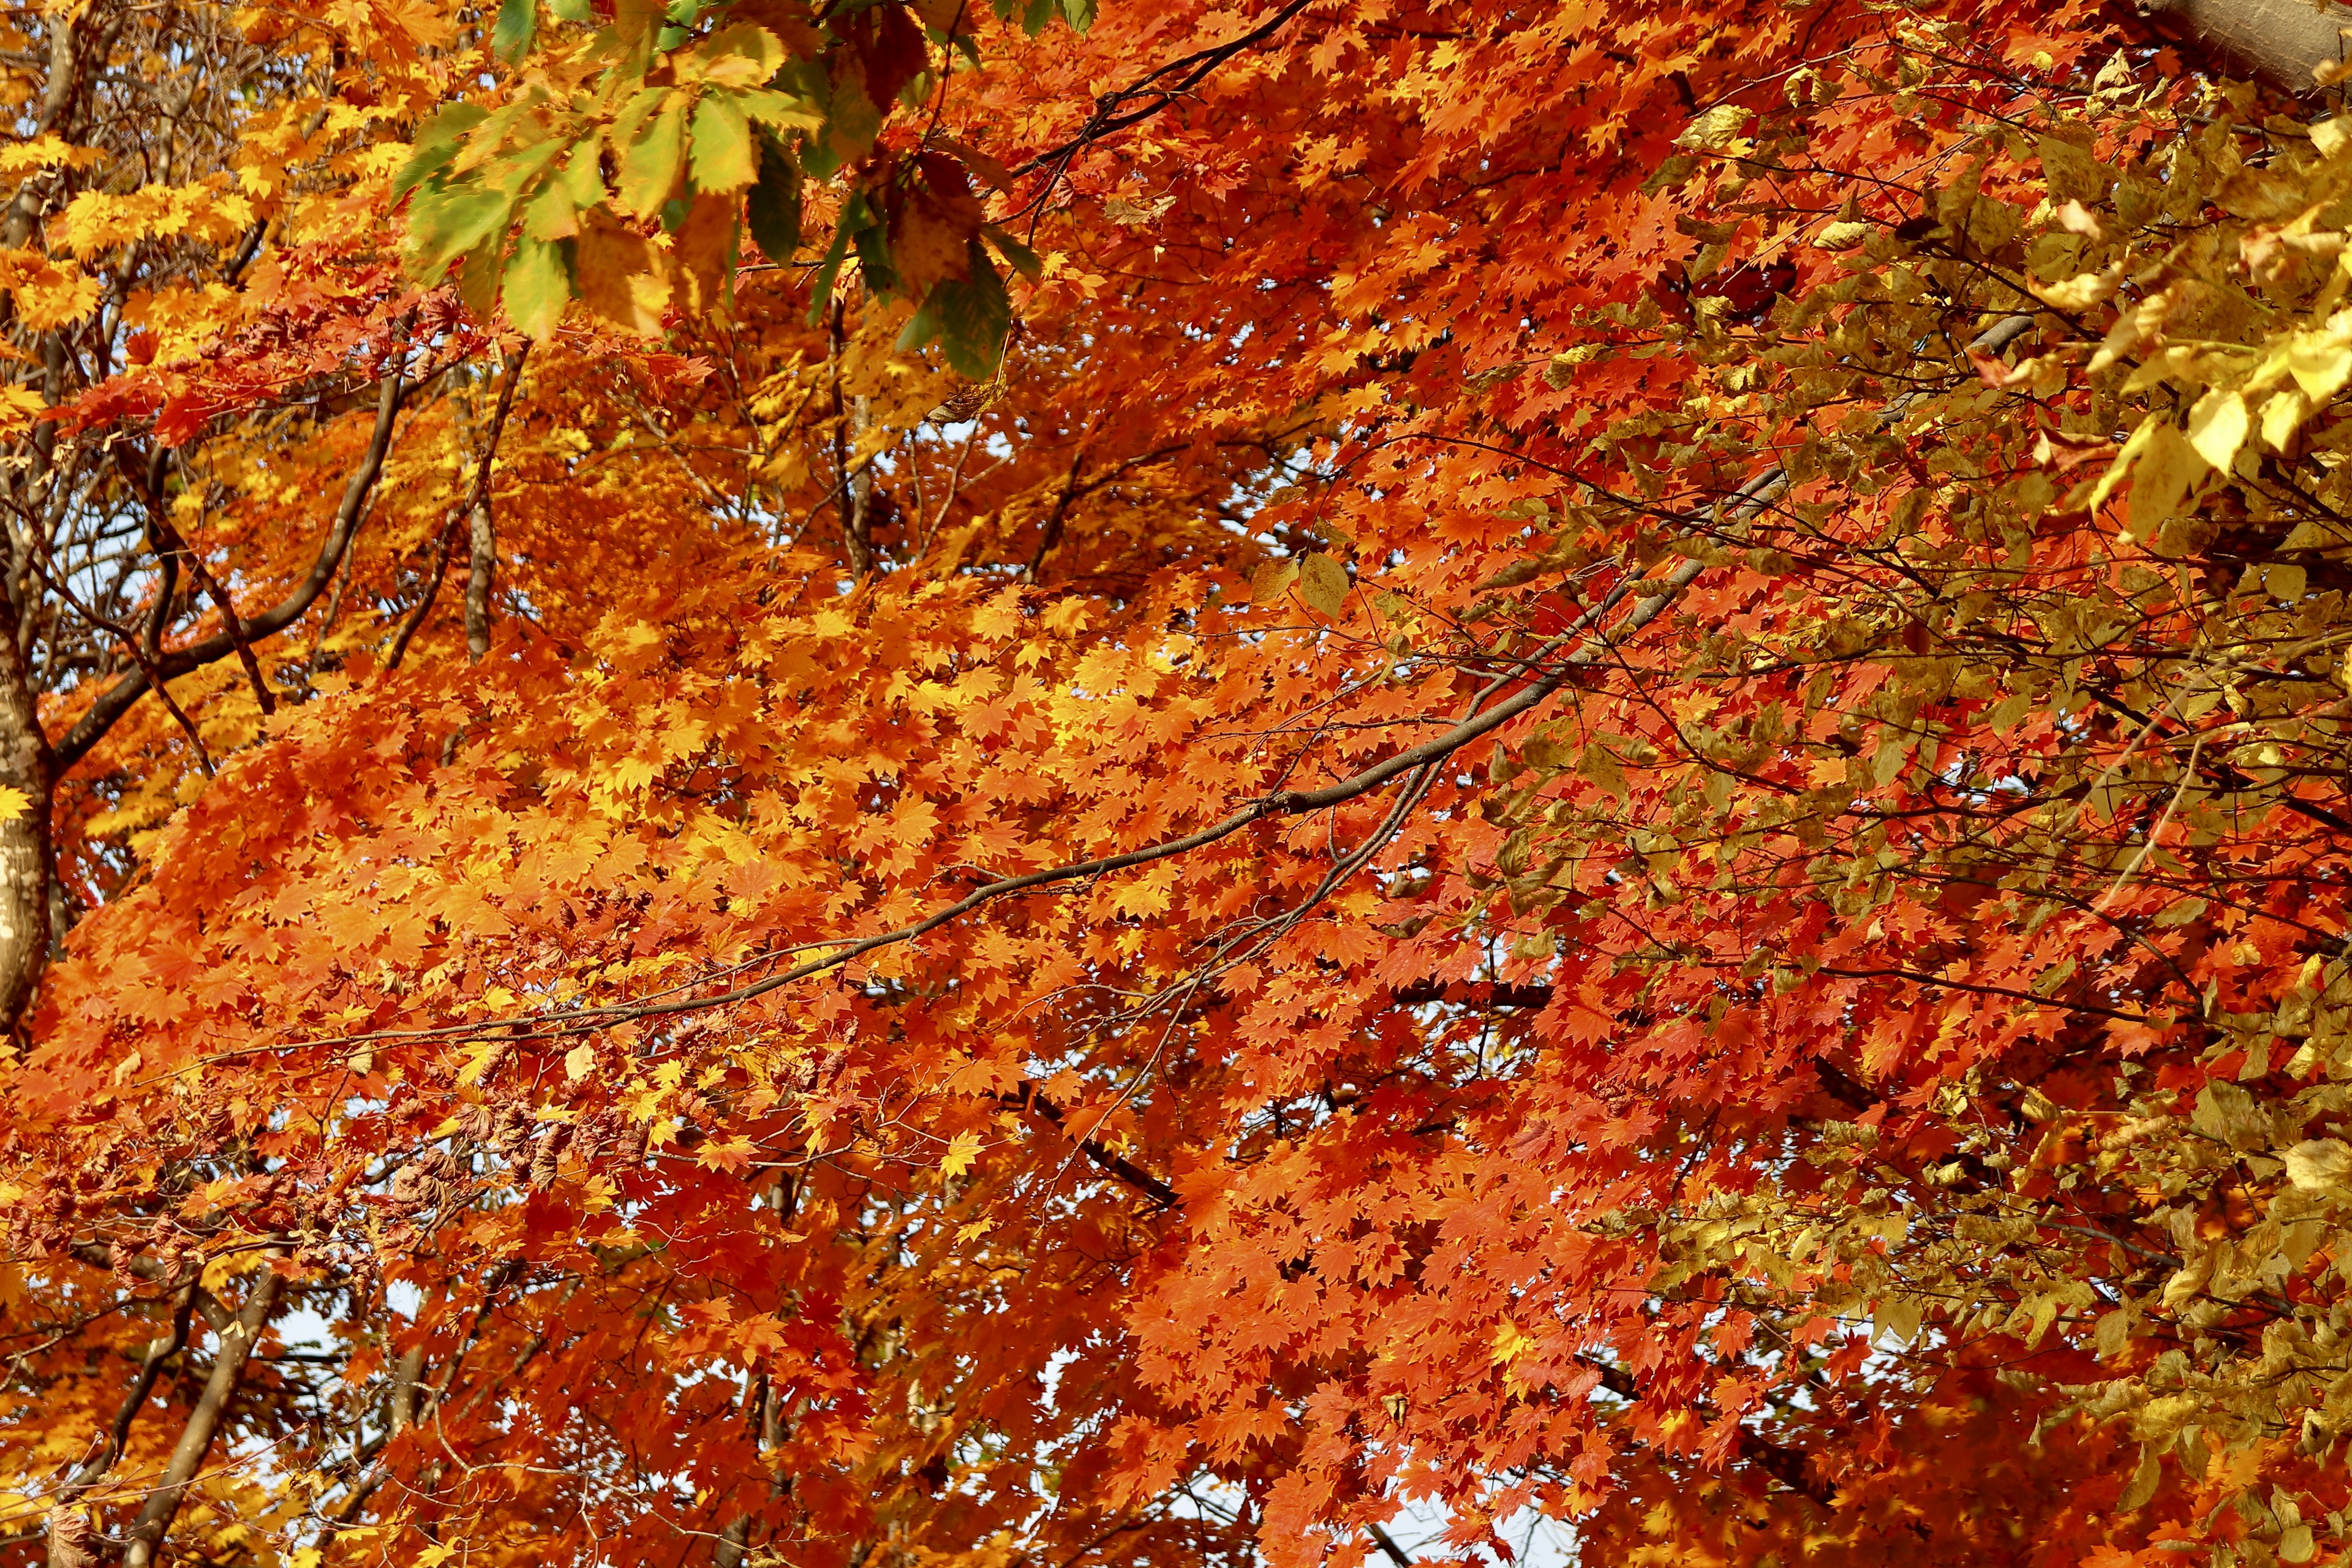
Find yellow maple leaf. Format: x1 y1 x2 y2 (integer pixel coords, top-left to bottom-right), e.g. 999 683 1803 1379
0 390 42 438
940 1129 982 1178
11 263 98 331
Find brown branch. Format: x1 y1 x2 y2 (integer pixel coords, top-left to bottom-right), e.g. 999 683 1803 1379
1007 0 1317 191
282 321 2037 1060
118 1267 282 1568
383 517 455 673
29 556 213 777
55 358 409 767
49 1281 199 1513
996 1082 1179 1208
388 341 527 673
1575 1354 1838 1509
156 519 274 717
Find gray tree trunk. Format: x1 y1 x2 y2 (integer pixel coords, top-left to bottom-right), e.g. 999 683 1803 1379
2153 0 2352 91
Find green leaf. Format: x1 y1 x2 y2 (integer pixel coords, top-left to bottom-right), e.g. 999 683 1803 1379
617 91 690 217
406 185 518 282
1059 0 1094 30
393 105 490 202
745 137 801 262
559 139 606 209
683 21 786 86
1020 0 1052 32
851 207 896 295
522 169 581 240
548 0 590 20
491 134 568 198
805 190 871 325
737 89 824 134
984 225 1041 281
897 241 1009 377
606 85 668 162
491 0 537 62
689 93 756 194
456 232 508 319
504 235 575 339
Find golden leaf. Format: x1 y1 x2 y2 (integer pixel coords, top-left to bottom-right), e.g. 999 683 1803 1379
576 208 672 336
940 1129 981 1178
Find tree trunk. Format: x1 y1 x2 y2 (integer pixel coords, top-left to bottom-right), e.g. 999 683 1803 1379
0 585 55 1038
2154 0 2352 91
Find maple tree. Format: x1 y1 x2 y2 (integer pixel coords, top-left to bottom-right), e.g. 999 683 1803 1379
7 0 2352 1564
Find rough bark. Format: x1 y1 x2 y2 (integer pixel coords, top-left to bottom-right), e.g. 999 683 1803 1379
465 500 494 663
0 584 56 1038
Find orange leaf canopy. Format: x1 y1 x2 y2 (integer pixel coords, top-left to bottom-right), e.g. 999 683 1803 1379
6 1 2348 1567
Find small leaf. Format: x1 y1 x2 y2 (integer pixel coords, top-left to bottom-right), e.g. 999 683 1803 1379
0 786 32 822
1297 552 1350 617
2187 388 2248 472
564 1042 595 1081
940 1129 981 1178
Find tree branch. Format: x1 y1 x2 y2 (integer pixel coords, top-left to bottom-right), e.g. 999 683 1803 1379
54 359 407 767
116 1268 282 1568
389 341 527 673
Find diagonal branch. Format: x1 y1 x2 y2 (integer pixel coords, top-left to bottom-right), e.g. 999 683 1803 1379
118 1267 282 1568
1007 0 1317 206
54 357 409 768
996 1082 1179 1208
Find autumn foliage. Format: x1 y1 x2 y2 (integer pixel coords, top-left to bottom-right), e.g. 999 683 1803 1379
7 0 2352 1565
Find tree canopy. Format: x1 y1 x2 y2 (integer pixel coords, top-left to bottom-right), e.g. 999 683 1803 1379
6 1 2352 1566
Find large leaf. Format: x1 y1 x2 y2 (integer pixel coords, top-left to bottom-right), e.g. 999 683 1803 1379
744 135 802 262
393 104 490 202
503 234 574 338
689 93 757 195
616 91 692 218
492 0 538 62
405 184 518 280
